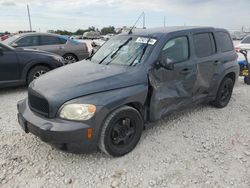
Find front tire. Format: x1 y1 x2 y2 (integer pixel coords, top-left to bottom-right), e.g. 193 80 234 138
99 106 143 157
27 66 50 85
211 77 234 108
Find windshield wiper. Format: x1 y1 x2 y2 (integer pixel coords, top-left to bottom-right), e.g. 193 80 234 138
104 37 132 65
98 37 132 65
129 38 151 66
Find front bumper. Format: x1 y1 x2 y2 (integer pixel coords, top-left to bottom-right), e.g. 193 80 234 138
17 99 98 153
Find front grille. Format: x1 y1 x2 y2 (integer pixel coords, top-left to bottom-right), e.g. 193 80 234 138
28 90 49 117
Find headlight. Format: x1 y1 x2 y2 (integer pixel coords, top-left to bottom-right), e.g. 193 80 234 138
59 104 96 121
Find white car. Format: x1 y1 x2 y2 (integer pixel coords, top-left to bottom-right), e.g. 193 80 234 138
236 35 250 50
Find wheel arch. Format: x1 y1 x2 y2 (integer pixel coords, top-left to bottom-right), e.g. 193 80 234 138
21 63 52 84
224 72 236 85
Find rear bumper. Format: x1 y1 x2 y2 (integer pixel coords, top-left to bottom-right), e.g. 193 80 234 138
17 99 97 153
76 52 89 60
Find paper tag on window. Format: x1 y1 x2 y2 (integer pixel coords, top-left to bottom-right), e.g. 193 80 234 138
136 37 157 45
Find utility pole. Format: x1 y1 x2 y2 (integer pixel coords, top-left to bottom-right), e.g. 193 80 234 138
27 5 32 31
164 16 166 27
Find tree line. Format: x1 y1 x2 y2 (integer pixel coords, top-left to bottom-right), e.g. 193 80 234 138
53 26 116 36
2 26 117 36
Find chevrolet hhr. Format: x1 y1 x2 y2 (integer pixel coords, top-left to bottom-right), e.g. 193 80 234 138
17 27 239 157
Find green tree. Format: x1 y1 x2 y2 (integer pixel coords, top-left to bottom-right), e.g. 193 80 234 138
101 26 116 35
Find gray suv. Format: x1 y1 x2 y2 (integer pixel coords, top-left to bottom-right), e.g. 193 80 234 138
4 33 89 64
17 27 239 157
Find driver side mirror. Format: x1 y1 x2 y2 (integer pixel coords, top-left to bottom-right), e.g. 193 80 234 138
0 47 3 56
156 58 175 70
11 43 18 48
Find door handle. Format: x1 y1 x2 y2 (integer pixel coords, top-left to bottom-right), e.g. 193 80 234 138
180 68 190 74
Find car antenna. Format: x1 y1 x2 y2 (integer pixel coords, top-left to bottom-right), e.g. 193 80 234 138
128 12 145 34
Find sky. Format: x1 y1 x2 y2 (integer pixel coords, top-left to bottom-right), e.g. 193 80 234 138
0 0 249 33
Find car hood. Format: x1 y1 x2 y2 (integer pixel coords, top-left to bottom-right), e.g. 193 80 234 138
29 60 147 113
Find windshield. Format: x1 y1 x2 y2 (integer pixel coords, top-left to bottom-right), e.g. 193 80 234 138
242 36 250 44
0 42 15 50
91 36 156 66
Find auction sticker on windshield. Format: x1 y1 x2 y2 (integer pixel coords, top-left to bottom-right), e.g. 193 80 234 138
136 37 157 45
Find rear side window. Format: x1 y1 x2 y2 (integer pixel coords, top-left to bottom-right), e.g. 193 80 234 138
193 33 216 58
241 36 250 44
216 32 234 52
59 37 67 44
160 36 189 63
40 36 62 45
16 36 39 47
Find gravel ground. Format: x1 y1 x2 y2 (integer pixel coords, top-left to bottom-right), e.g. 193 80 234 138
0 78 250 188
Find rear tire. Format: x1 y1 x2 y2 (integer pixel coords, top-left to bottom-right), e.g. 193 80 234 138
63 54 78 64
27 66 50 85
211 77 234 108
98 106 143 157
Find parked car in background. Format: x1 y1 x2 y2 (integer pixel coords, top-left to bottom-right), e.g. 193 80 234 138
91 38 106 50
102 34 115 41
70 35 82 40
229 30 246 40
0 34 9 41
91 34 116 50
17 27 238 157
0 42 65 88
3 33 89 64
236 35 250 50
82 31 101 39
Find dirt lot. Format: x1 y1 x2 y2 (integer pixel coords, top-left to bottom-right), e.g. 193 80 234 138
0 78 250 188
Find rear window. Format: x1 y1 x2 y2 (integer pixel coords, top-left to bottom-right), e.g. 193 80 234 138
242 36 250 44
193 33 216 58
58 37 68 44
216 32 234 52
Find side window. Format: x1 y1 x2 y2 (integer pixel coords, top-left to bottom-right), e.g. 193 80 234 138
16 36 39 47
40 36 61 45
242 36 250 44
216 32 234 52
160 36 189 63
193 33 216 58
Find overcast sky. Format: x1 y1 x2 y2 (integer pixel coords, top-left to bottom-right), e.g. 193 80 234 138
0 0 249 32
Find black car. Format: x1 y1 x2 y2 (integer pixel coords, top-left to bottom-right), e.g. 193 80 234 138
0 43 65 88
17 27 239 157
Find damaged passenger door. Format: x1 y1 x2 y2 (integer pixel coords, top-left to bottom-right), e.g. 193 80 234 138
149 35 196 121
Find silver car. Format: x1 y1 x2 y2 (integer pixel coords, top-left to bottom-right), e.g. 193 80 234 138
3 33 89 64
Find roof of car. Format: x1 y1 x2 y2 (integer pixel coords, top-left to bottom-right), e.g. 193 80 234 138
14 32 65 38
120 26 227 38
